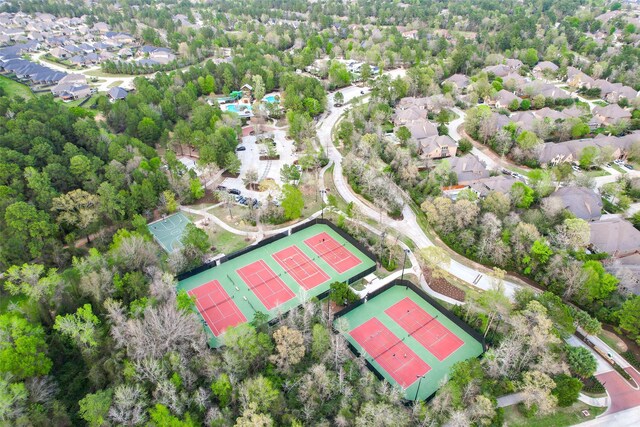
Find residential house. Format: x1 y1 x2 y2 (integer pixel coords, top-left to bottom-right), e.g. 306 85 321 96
505 58 524 71
443 74 470 92
502 72 528 88
532 61 559 79
538 132 640 166
467 175 519 197
108 86 128 101
149 50 176 65
418 135 457 159
401 30 418 40
589 217 640 258
448 154 490 184
393 106 427 125
593 104 632 125
59 84 91 100
92 22 110 34
493 89 521 109
49 46 70 59
50 73 86 96
566 67 594 88
406 119 439 147
483 64 511 77
546 186 603 221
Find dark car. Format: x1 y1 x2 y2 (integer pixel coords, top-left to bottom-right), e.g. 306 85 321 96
228 188 241 195
239 197 248 205
216 185 227 192
236 146 246 151
252 199 259 207
360 90 365 94
624 164 634 170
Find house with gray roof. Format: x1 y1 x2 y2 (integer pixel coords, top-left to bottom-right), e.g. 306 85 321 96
108 86 128 101
589 217 640 258
468 175 519 197
448 154 490 184
443 74 470 91
547 186 603 221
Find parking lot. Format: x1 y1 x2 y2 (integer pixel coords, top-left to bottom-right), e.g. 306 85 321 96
220 127 298 203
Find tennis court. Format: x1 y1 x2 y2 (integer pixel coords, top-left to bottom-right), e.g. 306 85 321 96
337 284 484 400
350 318 431 388
304 231 362 273
188 280 246 336
177 223 376 347
273 246 330 290
385 298 464 361
148 212 192 252
236 260 296 310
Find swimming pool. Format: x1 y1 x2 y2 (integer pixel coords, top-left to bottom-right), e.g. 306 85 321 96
263 95 279 103
225 104 252 113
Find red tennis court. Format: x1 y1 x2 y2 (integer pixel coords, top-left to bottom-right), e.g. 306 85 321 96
236 260 295 310
385 298 464 361
350 318 431 388
273 246 330 290
304 232 362 274
188 280 246 336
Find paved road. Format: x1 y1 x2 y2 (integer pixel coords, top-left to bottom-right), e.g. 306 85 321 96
321 85 521 298
577 406 640 426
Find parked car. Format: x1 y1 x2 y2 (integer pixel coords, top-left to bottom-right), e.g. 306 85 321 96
228 188 241 195
501 168 510 175
236 146 246 151
252 199 259 207
624 164 634 170
216 185 227 192
614 159 623 165
239 197 248 205
572 165 581 172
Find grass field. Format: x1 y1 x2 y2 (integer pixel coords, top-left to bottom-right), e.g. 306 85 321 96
336 285 484 400
503 402 605 426
0 75 32 98
178 223 375 347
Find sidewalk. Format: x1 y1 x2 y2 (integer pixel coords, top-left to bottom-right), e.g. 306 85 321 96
578 393 609 408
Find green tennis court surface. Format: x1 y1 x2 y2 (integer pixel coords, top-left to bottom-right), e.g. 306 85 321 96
336 285 484 401
178 223 376 347
148 212 192 252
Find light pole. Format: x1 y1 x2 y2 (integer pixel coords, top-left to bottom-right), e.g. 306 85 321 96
320 189 327 219
401 248 410 285
414 375 425 401
326 287 332 324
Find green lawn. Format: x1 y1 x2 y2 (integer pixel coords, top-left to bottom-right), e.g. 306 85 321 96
209 226 250 255
610 163 628 174
503 402 605 427
0 75 32 98
583 168 610 178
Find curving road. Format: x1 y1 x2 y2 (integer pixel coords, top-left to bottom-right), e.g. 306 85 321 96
320 85 521 298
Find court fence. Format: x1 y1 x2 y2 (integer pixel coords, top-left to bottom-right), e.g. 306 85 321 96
177 218 377 283
334 279 486 351
333 279 486 403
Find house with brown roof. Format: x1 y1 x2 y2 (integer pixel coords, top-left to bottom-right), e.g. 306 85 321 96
393 106 427 125
448 154 490 184
546 186 603 221
418 135 457 159
533 61 559 79
493 89 521 109
566 67 594 88
593 104 632 125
